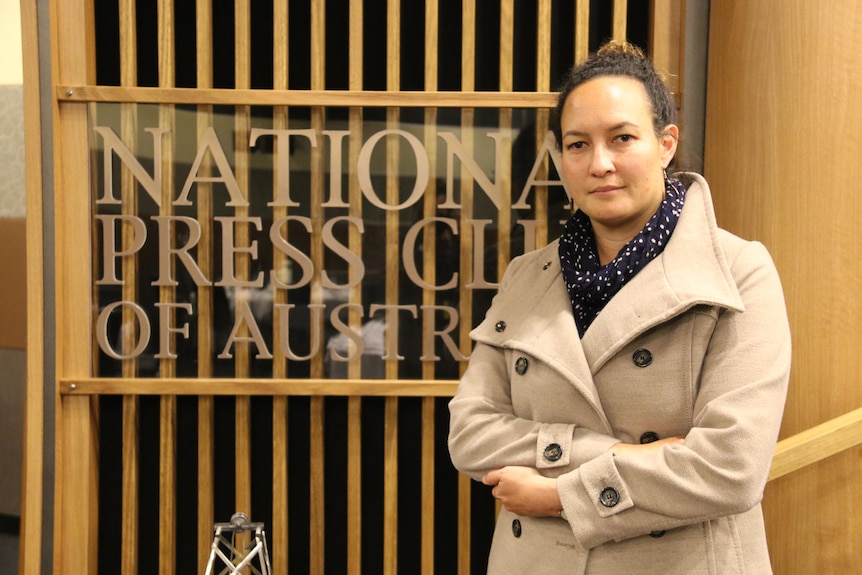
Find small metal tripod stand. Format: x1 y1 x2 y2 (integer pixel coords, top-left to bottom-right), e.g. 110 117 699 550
204 512 272 575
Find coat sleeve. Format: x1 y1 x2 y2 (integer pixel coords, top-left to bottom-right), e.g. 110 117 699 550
557 241 791 549
448 342 620 481
448 253 619 482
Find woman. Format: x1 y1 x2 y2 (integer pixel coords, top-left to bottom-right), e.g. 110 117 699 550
448 41 790 574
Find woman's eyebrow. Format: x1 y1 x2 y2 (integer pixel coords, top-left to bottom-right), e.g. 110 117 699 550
563 121 640 139
606 121 639 132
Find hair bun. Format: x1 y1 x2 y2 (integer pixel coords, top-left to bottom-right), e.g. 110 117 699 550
595 40 648 60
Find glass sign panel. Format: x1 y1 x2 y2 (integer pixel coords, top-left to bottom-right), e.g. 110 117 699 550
90 104 570 379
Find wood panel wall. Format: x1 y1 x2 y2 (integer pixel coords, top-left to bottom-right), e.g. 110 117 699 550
19 0 46 571
705 1 862 573
21 2 689 575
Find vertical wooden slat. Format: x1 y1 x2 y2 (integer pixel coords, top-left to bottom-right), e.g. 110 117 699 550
309 1 327 573
674 0 686 115
497 0 513 274
649 0 684 116
613 0 628 41
457 0 476 368
271 1 289 574
52 0 98 570
575 0 590 64
120 396 138 574
650 0 673 74
157 2 177 573
157 398 176 573
346 394 362 575
118 7 138 376
457 3 476 573
58 399 99 574
269 213 290 565
196 397 214 571
383 0 402 573
120 10 138 377
309 394 325 575
233 0 253 533
535 1 551 107
492 0 515 522
347 0 364 573
384 2 402 378
195 1 215 572
533 0 552 249
346 0 364 382
421 0 439 350
383 395 399 575
420 1 439 573
271 390 288 575
117 0 139 573
420 396 435 575
88 395 100 571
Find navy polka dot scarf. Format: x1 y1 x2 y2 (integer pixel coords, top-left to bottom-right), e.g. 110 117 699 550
559 177 687 337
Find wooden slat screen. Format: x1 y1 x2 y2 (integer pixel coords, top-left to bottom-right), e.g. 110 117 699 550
39 2 686 575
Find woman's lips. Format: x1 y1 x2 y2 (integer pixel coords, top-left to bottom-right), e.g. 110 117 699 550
591 185 622 194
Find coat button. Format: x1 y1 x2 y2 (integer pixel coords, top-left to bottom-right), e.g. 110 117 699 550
495 321 506 332
543 443 563 462
514 357 529 375
632 348 652 367
512 519 522 538
599 487 620 508
640 431 660 444
543 261 552 270
649 530 666 538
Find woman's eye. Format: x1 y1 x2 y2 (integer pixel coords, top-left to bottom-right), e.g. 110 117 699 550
615 134 633 143
566 141 586 150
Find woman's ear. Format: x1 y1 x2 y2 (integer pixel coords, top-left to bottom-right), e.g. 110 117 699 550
660 124 679 168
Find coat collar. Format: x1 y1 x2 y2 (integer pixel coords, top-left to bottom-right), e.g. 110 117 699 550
581 172 743 370
471 173 743 377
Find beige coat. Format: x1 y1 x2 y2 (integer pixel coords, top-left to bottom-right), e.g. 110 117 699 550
448 173 791 574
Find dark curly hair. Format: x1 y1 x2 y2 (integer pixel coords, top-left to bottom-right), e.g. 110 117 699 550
551 41 677 151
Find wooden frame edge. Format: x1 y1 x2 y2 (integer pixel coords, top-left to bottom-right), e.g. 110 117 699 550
57 85 557 108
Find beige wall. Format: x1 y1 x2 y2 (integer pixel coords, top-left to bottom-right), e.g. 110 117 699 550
0 0 23 85
705 1 862 573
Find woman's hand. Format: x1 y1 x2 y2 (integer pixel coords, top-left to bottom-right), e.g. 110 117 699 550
610 435 685 455
481 437 685 517
482 466 562 517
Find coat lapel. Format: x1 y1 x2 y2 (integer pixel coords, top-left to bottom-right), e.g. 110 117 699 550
471 243 610 428
581 173 745 371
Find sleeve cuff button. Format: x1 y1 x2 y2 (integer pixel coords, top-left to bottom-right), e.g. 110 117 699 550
599 487 621 508
543 443 563 461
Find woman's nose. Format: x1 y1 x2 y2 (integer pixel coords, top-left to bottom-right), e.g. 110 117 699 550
590 146 615 176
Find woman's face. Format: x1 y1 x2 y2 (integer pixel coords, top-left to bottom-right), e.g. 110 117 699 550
559 76 678 238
